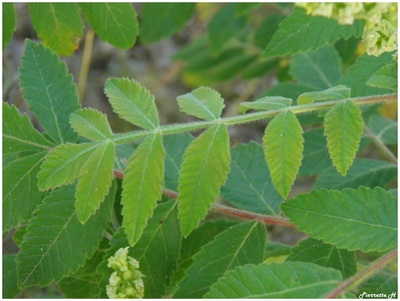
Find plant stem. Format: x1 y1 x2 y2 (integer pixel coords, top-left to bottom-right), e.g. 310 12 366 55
112 93 397 145
113 172 294 227
78 29 95 102
363 125 398 164
325 248 398 298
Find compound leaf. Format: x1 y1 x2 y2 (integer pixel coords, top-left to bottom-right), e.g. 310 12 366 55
314 158 397 190
70 108 113 141
122 133 165 246
80 3 138 49
38 142 100 191
76 142 115 223
205 262 342 298
221 142 283 215
3 103 54 155
281 187 397 252
105 77 159 129
174 221 266 298
139 3 195 44
3 3 16 49
17 183 116 288
177 87 225 120
28 3 84 56
263 111 304 199
239 96 292 114
263 7 363 58
324 100 363 176
20 40 80 144
178 124 231 237
287 237 357 279
3 152 47 233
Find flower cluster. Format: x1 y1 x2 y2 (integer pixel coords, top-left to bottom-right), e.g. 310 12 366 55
106 247 145 299
296 3 398 57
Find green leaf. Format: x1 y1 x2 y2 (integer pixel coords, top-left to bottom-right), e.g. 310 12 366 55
297 85 351 105
254 14 285 49
315 158 397 190
324 100 363 176
3 103 54 155
170 220 237 292
108 201 182 298
3 152 47 233
221 142 283 215
263 7 363 58
205 262 342 298
122 133 165 246
235 3 261 16
3 3 16 49
38 142 100 191
263 110 304 199
178 124 231 237
139 3 195 44
337 52 395 96
105 77 159 129
19 40 80 144
28 3 84 56
281 187 397 252
17 183 116 288
80 3 138 49
174 221 266 298
367 114 397 145
76 142 115 223
290 46 343 91
299 128 331 176
58 248 108 298
357 274 398 298
70 108 113 141
3 255 20 298
239 96 292 114
287 237 357 278
164 134 194 191
177 87 225 120
366 63 398 91
208 3 247 54
131 201 181 297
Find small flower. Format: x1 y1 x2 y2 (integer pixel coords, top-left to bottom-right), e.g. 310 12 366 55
106 247 145 299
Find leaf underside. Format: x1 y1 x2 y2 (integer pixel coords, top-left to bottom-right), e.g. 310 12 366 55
281 186 397 252
122 133 165 246
104 77 159 129
324 100 364 176
178 124 231 237
263 110 304 199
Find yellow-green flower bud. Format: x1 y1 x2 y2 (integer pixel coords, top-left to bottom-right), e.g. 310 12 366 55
106 247 145 299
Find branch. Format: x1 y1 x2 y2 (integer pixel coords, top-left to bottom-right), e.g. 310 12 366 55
325 248 398 298
113 171 294 227
112 93 398 145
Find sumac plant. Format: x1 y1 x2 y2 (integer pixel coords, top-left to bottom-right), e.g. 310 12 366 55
3 2 398 299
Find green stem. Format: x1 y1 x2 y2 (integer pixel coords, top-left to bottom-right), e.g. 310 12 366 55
363 125 398 164
78 29 95 102
325 248 398 298
111 93 397 145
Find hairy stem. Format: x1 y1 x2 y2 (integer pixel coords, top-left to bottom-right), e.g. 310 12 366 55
363 125 398 164
112 93 397 145
325 248 398 298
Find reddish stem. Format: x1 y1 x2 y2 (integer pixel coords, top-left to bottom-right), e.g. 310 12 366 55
113 171 294 227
